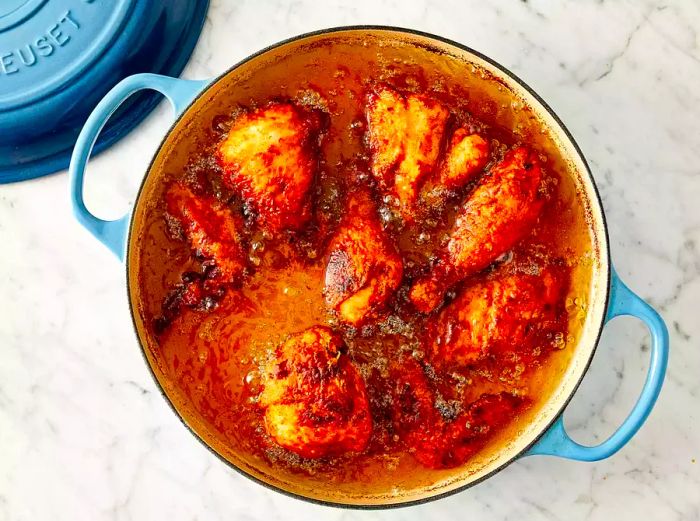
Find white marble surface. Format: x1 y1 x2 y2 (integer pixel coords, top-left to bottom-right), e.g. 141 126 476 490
1 1 699 519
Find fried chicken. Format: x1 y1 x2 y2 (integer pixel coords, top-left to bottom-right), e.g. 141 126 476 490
323 191 403 325
410 146 544 312
165 182 246 283
155 183 247 332
428 268 567 368
259 326 372 458
434 129 489 192
390 359 525 468
366 86 450 221
217 102 324 233
414 392 524 469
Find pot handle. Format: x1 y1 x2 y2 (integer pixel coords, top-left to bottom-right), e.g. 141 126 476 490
69 74 210 260
525 267 669 461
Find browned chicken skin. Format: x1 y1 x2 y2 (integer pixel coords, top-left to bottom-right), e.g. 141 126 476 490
366 86 450 221
410 146 544 312
165 182 246 283
217 102 324 233
159 88 559 469
391 359 525 468
429 268 567 368
156 183 248 331
435 129 489 191
323 191 403 325
413 392 525 469
259 326 372 458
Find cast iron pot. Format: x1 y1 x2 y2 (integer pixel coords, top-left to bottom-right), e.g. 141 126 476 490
69 27 669 508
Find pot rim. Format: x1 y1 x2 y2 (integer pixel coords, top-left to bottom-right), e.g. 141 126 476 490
125 25 612 509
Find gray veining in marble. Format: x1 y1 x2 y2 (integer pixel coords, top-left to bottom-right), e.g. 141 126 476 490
1 1 698 520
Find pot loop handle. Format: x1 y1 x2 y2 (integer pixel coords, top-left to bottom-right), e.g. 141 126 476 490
70 74 210 260
526 267 669 461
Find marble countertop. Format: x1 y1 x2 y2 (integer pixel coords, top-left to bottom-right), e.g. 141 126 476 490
1 1 698 519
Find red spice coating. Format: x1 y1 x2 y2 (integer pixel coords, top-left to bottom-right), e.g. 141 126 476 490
366 85 450 222
428 268 568 368
259 326 372 458
323 190 403 325
410 146 544 312
217 102 325 232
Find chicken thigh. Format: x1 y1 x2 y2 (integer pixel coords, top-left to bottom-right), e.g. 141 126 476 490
390 359 525 468
259 326 372 458
165 182 246 283
217 102 324 233
323 191 403 325
428 268 567 368
366 86 450 222
156 183 248 331
410 146 544 312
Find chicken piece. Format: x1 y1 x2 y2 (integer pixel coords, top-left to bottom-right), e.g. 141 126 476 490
390 359 525 468
389 359 437 446
259 326 372 458
428 268 567 368
435 130 489 191
366 86 450 221
412 392 525 469
217 102 324 232
410 147 544 312
154 270 227 334
421 130 489 211
323 191 403 325
165 182 246 282
156 184 246 333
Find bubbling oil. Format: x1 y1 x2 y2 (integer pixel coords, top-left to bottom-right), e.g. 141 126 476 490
131 33 596 497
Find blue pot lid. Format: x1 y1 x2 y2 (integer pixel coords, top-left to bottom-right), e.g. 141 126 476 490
0 0 209 184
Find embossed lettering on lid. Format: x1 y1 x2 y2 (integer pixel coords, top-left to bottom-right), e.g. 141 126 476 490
0 0 209 183
0 0 131 107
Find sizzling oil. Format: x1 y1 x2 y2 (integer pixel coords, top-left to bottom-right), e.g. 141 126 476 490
132 35 595 496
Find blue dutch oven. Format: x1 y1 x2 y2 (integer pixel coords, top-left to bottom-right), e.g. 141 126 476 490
68 27 669 507
0 0 208 183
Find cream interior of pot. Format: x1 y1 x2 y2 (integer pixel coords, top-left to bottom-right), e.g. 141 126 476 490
126 29 609 506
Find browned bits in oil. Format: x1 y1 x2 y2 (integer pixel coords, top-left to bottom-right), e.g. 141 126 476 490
137 43 595 492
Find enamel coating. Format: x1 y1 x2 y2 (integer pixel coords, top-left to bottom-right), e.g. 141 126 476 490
69 27 669 508
69 73 210 258
526 267 669 460
0 0 209 183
